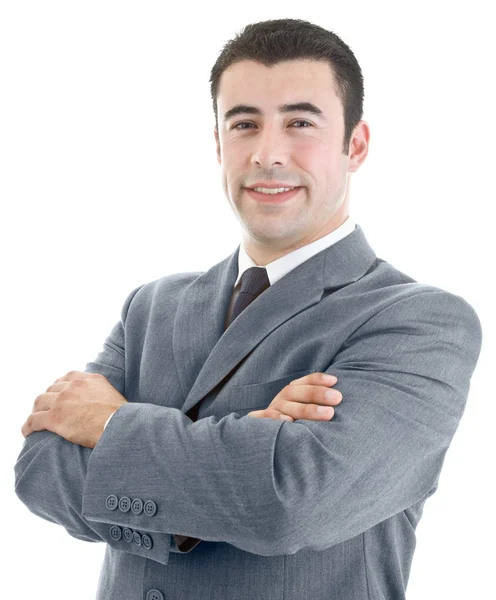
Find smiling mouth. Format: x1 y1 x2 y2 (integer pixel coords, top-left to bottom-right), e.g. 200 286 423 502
244 186 303 203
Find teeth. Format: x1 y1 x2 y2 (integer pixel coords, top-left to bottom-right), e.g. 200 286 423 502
253 187 295 194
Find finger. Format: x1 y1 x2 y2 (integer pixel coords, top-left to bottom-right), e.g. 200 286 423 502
270 409 294 421
279 401 335 421
246 410 264 418
248 405 332 422
283 383 343 405
46 382 69 393
21 410 52 437
31 391 58 413
247 409 294 422
289 372 338 387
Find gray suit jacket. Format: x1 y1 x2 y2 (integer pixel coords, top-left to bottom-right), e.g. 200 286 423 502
14 223 483 600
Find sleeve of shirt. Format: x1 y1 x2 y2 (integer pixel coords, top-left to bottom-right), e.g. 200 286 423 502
103 411 117 431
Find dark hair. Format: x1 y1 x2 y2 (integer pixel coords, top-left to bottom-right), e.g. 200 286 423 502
209 18 364 155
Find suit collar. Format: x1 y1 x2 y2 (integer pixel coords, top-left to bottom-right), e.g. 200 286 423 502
235 216 357 288
174 223 377 414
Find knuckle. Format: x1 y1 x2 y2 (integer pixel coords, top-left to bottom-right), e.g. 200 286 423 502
69 378 84 389
258 409 272 419
57 389 68 402
303 404 316 417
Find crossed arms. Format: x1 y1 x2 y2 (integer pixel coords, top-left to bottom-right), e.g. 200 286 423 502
14 286 482 565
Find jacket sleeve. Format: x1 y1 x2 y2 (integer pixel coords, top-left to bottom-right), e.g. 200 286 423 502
13 284 174 566
80 290 483 556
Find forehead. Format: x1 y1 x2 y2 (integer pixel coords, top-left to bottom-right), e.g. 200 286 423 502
217 59 340 117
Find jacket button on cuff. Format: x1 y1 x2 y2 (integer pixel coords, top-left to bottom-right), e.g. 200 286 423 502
131 498 143 514
109 525 122 541
105 494 118 511
118 496 131 512
146 590 164 600
133 531 142 546
144 500 157 516
142 534 153 550
122 527 133 543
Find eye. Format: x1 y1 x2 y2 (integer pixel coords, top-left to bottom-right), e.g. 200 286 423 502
232 120 312 130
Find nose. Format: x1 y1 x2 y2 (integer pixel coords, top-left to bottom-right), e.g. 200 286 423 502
250 125 290 169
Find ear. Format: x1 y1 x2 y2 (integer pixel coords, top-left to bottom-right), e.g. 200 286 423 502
348 120 370 173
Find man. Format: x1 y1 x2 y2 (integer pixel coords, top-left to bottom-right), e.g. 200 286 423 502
14 18 482 600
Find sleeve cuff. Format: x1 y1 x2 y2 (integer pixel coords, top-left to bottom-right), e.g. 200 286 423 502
103 411 117 431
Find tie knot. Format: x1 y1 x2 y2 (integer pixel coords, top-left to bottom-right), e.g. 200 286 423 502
239 266 270 297
226 266 271 329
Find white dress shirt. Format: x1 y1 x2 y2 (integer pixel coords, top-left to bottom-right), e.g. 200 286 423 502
103 216 356 431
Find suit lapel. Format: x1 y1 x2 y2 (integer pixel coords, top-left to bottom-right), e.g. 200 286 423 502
174 223 376 415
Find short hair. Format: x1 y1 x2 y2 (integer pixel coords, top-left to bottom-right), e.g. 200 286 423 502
209 18 364 155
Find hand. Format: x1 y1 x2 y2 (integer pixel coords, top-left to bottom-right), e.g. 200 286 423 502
247 372 342 422
21 371 128 448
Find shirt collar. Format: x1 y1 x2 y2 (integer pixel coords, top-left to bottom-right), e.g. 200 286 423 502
234 216 356 288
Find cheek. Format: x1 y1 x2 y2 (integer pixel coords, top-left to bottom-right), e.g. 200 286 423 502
294 138 332 169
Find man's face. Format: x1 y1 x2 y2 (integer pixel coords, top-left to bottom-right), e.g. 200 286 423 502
215 59 369 263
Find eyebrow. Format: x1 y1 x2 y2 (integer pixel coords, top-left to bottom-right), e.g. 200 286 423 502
223 102 327 123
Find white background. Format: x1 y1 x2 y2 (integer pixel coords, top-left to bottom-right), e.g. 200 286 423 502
1 2 494 598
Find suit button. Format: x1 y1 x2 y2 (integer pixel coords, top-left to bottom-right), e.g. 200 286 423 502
142 534 153 550
144 500 157 516
146 590 164 600
131 498 143 514
105 495 118 510
133 531 142 546
122 527 133 543
109 525 122 541
118 496 131 512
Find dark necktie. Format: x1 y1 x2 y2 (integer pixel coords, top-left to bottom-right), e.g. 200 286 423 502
226 266 271 329
174 266 270 553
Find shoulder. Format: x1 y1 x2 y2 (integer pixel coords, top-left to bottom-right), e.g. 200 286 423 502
349 256 483 359
119 271 205 320
359 282 482 371
367 257 481 330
